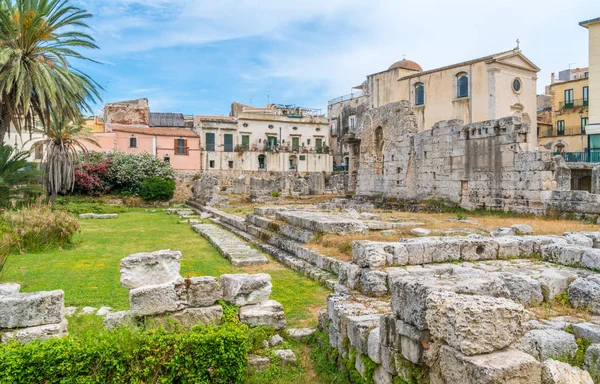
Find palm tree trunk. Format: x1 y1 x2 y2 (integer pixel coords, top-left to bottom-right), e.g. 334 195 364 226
0 106 10 146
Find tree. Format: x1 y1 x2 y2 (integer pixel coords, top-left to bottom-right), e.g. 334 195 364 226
0 144 42 207
0 0 101 144
31 113 98 199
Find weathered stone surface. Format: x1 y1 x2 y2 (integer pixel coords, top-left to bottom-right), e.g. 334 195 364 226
492 272 543 306
79 213 118 219
239 300 286 330
102 310 135 330
166 306 223 327
293 178 309 195
276 210 367 234
129 282 184 316
64 307 77 316
193 224 268 266
120 250 182 289
287 328 315 340
373 365 393 384
220 274 272 306
186 277 222 307
411 228 431 237
584 344 600 382
492 227 516 238
460 239 499 261
1 319 68 344
80 306 97 315
438 345 541 384
307 173 325 195
96 306 112 316
540 268 578 301
274 349 297 364
0 290 64 328
512 224 534 235
541 359 593 384
564 233 594 248
541 244 585 267
347 314 381 355
360 269 388 296
193 173 219 199
572 322 600 344
367 327 381 364
569 275 600 314
248 354 271 370
269 334 283 346
0 283 20 296
518 329 577 362
426 291 525 356
581 248 600 270
353 241 388 268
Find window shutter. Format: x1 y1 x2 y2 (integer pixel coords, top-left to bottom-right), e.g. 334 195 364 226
184 139 189 155
174 139 177 152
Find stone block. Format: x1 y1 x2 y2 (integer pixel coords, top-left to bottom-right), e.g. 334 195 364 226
584 344 600 382
129 282 184 316
186 276 222 307
438 345 541 384
512 224 534 235
166 306 223 327
426 291 525 356
384 244 408 266
492 227 517 238
540 269 578 302
572 322 600 344
269 334 283 346
1 319 68 344
410 228 431 237
518 329 577 362
360 269 388 297
0 290 64 328
460 239 499 261
239 300 286 330
564 233 594 248
220 273 272 306
248 354 270 371
0 283 20 296
367 327 381 364
307 173 325 195
102 310 135 330
287 328 315 340
541 244 585 267
373 365 393 384
541 359 593 384
492 272 543 306
581 248 600 270
120 250 182 289
352 241 387 268
569 275 600 314
273 349 297 364
347 314 381 355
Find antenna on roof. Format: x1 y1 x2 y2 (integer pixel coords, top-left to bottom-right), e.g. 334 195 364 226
515 39 520 49
402 53 407 60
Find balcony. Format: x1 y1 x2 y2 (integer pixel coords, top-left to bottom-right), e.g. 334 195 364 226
328 91 364 105
538 126 586 138
558 99 589 110
554 152 600 163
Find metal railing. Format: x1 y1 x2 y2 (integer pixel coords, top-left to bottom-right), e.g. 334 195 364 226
554 152 600 163
328 90 364 105
558 99 589 110
539 126 586 137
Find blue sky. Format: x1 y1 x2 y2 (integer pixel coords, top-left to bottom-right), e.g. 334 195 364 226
75 0 600 117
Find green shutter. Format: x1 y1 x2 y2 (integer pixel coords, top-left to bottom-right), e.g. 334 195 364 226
292 137 300 150
205 133 215 151
242 135 250 149
316 138 322 148
224 134 233 152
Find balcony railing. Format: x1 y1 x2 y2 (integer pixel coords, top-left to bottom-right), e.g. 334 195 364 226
539 126 586 138
554 152 600 163
203 144 330 154
558 99 589 110
328 91 364 105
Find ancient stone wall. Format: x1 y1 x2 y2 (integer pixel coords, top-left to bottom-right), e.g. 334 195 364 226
356 101 570 214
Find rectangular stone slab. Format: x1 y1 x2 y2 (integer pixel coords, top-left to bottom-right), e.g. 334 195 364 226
0 290 64 329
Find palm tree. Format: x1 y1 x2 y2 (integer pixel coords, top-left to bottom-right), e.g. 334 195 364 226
31 113 98 199
0 0 101 144
0 144 42 207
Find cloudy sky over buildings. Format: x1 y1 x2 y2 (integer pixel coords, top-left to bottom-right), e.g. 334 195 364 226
76 0 599 116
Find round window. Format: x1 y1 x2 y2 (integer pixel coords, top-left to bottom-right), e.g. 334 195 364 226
243 123 249 127
316 128 321 132
292 126 298 131
512 78 521 92
268 124 274 129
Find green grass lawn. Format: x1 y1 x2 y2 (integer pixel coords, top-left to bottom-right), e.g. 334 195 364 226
1 209 329 328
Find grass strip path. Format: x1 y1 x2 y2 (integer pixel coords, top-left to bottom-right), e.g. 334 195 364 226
1 209 329 328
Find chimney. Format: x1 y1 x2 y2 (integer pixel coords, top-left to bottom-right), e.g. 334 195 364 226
551 72 555 84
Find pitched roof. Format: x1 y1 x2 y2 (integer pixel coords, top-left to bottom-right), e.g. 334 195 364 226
399 50 519 80
112 126 199 137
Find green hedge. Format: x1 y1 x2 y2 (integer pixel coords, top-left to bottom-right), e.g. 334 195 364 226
0 324 247 383
139 177 176 201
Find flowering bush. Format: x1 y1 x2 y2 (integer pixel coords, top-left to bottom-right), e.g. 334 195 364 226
74 160 111 196
107 152 174 194
1 205 80 252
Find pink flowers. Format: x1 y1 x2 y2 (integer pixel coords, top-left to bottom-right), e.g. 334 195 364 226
74 160 111 196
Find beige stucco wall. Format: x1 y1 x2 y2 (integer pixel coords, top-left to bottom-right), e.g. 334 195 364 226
202 151 332 173
589 21 600 127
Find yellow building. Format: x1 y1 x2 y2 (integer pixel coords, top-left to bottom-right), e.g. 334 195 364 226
581 17 600 158
83 116 105 133
537 70 589 153
362 48 540 149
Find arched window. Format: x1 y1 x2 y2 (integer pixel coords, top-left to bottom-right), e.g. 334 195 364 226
415 83 424 106
457 73 469 98
258 154 266 169
289 155 297 170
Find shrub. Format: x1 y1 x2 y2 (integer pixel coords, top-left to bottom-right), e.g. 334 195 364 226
74 159 111 196
107 152 174 194
271 191 281 198
139 177 176 201
52 196 128 215
0 324 248 383
1 205 80 252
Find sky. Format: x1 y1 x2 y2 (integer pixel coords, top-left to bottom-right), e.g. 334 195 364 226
74 0 600 117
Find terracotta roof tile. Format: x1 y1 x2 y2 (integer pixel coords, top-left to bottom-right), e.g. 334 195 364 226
112 126 199 137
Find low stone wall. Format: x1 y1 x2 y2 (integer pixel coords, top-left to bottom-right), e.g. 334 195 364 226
319 231 600 383
0 284 68 343
104 250 286 331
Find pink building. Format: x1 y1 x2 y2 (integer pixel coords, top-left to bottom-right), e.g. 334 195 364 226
91 99 201 171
